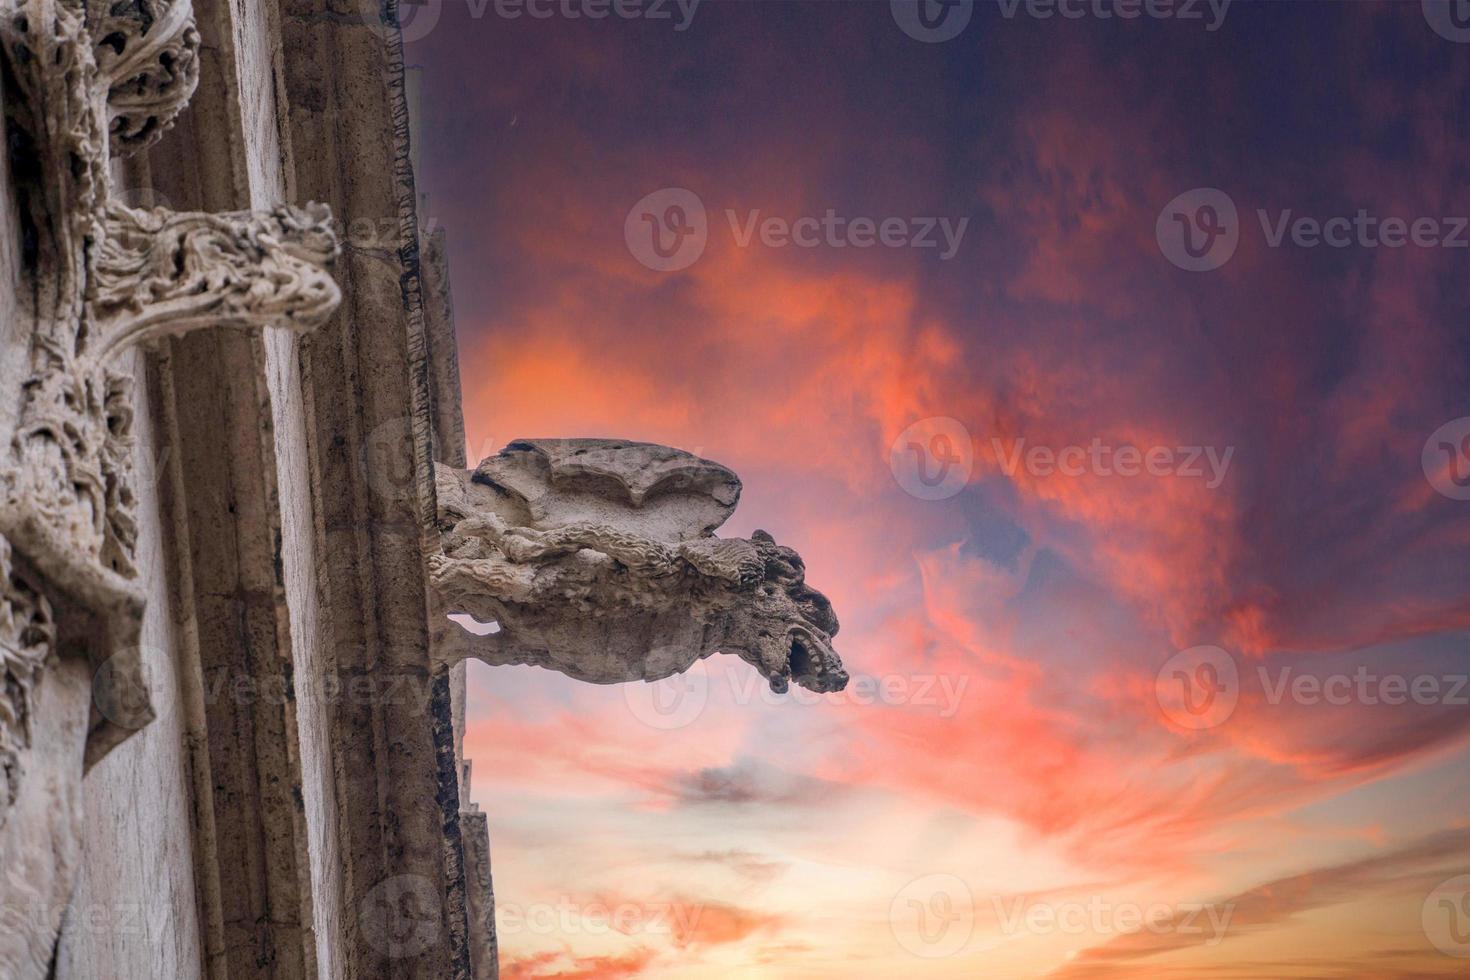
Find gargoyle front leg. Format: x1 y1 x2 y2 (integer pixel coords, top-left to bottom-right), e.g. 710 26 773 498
456 629 547 669
427 552 536 610
678 537 763 588
454 628 620 687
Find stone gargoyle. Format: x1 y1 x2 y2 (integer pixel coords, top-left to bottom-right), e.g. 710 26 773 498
430 440 848 695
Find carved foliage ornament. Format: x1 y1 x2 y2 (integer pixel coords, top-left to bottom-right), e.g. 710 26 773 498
0 0 341 787
432 440 850 696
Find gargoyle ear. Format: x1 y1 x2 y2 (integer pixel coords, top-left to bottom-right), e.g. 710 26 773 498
751 529 776 544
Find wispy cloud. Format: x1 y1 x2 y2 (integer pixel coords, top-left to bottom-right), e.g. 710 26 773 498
1050 827 1470 978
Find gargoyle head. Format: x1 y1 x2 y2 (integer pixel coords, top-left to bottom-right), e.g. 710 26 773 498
726 530 848 695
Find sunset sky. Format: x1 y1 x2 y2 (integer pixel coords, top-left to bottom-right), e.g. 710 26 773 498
406 2 1470 976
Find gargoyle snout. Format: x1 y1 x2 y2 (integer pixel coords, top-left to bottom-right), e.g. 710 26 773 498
786 629 848 694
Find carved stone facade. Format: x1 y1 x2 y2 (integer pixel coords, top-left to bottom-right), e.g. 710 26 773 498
0 1 347 975
0 2 844 978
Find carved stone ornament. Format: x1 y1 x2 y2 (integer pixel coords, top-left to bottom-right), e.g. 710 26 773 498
0 1 340 973
432 440 850 695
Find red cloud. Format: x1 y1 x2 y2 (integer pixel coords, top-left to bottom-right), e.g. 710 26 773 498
413 3 1470 973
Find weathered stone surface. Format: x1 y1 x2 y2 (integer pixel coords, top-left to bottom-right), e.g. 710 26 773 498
0 0 340 974
432 439 848 695
0 656 90 980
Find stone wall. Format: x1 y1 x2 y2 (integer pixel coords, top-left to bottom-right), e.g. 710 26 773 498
0 1 492 977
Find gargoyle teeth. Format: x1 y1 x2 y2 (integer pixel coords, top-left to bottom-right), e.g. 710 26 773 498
786 631 849 694
789 634 814 679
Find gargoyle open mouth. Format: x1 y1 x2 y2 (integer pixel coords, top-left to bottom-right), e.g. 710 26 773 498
783 629 848 695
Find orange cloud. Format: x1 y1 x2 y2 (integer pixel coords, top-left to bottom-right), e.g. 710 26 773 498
501 947 657 980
